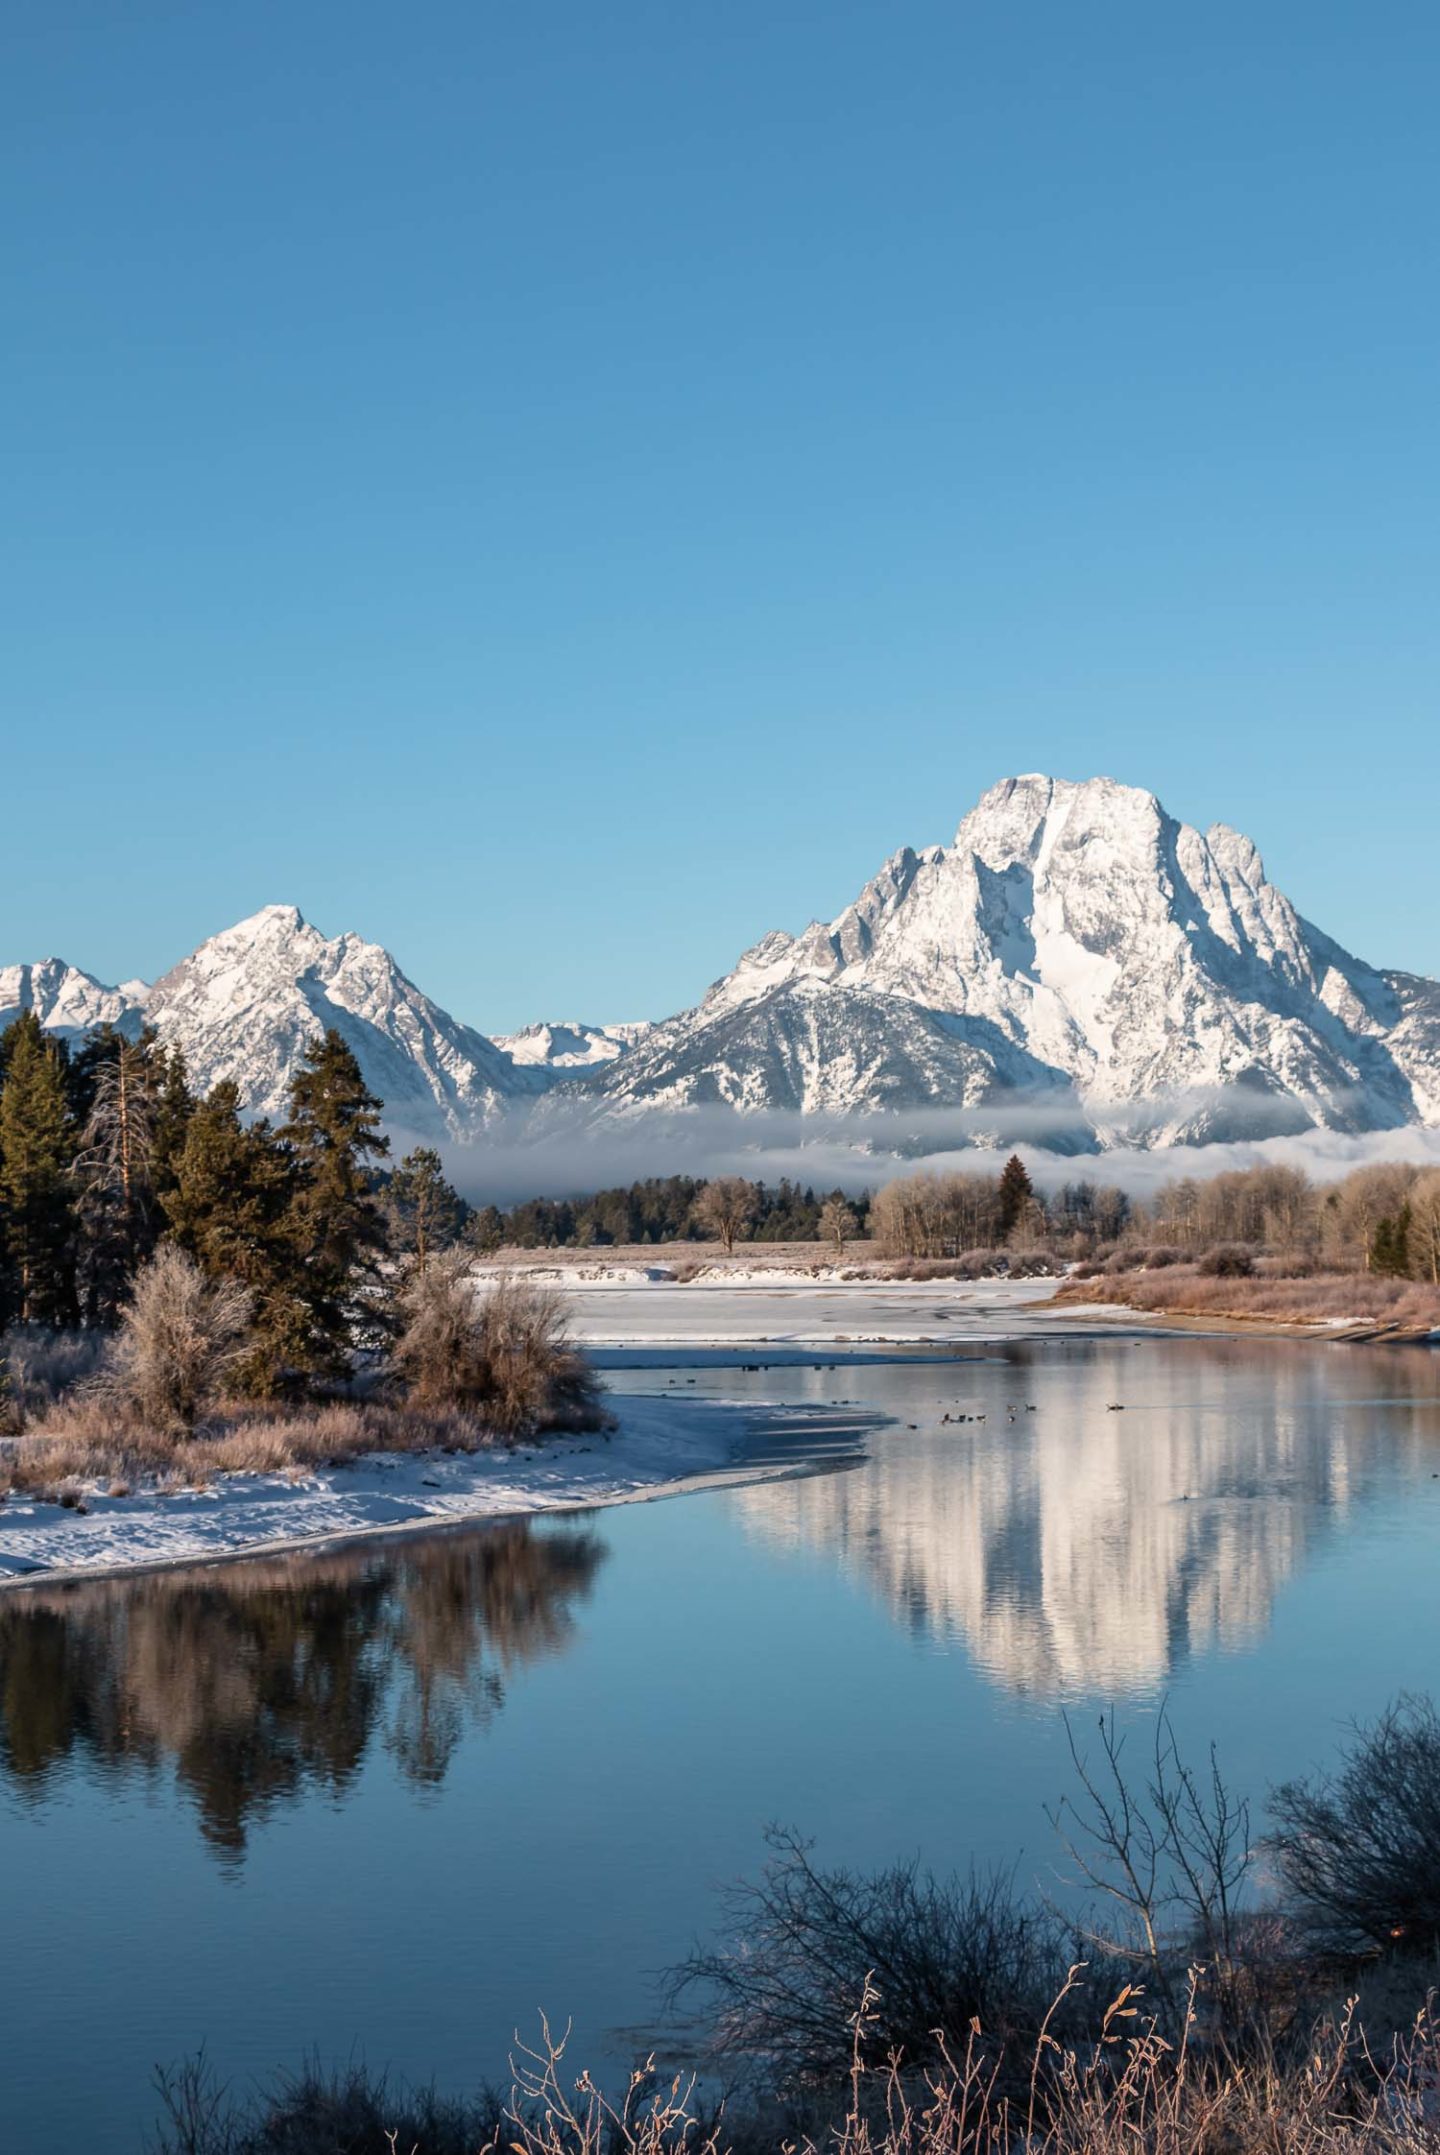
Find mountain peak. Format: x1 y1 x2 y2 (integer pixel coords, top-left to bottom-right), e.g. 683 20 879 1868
3 779 1438 1153
215 902 310 942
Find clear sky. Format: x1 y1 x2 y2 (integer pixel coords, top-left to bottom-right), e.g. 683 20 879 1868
4 2 1438 1032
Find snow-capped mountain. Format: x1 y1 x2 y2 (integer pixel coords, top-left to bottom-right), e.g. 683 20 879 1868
570 775 1438 1145
494 1019 653 1079
0 909 535 1144
140 905 535 1138
0 961 146 1042
4 777 1439 1155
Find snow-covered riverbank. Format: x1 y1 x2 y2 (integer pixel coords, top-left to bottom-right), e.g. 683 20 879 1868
0 1393 870 1588
0 1278 1157 1589
552 1272 1152 1347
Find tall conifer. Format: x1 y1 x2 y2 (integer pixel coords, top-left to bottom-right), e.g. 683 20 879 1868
0 1013 77 1325
166 1082 304 1390
281 1030 389 1373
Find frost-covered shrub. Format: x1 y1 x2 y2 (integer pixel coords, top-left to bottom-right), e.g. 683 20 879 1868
1142 1244 1185 1270
103 1247 252 1433
393 1257 607 1434
1199 1243 1256 1279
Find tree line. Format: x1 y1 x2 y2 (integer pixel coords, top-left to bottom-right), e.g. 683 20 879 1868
0 1012 459 1395
468 1175 873 1252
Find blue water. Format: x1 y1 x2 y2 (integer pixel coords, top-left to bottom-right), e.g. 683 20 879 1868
3 1336 1439 2153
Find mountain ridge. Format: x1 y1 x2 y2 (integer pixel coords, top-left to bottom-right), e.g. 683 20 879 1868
5 776 1438 1155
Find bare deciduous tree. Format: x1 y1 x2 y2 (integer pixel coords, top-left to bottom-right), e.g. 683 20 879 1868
1409 1170 1440 1287
693 1177 759 1256
818 1194 857 1259
1048 1705 1254 2033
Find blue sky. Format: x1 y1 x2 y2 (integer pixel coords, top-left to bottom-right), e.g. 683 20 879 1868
4 2 1437 1031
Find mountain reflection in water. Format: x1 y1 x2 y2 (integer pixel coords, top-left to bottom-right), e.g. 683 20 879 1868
731 1340 1440 1698
0 1520 605 1856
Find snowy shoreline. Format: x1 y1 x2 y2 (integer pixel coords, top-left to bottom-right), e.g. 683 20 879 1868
0 1393 873 1590
0 1275 1286 1592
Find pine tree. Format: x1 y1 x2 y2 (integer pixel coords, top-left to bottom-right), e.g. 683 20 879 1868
1371 1205 1413 1280
384 1147 466 1273
71 1026 167 1324
165 1083 304 1391
280 1030 390 1374
465 1204 506 1256
149 1046 197 1208
0 1013 78 1325
996 1153 1035 1240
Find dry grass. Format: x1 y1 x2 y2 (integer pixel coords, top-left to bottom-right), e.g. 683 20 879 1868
151 1982 1440 2155
0 1393 508 1505
1054 1264 1440 1332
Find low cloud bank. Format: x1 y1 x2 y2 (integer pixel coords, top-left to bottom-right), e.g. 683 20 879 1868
386 1105 1440 1207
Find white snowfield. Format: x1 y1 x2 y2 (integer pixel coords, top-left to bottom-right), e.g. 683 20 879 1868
556 1272 1112 1346
0 1394 869 1588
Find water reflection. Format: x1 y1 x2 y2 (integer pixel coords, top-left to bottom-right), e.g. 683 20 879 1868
0 1520 605 1855
733 1341 1440 1698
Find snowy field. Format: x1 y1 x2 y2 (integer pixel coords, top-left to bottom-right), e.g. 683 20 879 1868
553 1271 1149 1346
0 1393 872 1588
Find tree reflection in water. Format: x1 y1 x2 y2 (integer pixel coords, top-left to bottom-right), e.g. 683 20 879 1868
0 1521 605 1857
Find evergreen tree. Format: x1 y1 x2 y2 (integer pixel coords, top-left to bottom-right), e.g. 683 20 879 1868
165 1083 304 1391
465 1204 506 1256
280 1030 389 1374
149 1046 197 1208
384 1147 466 1273
1371 1205 1413 1279
996 1153 1035 1240
71 1026 167 1324
0 1013 77 1325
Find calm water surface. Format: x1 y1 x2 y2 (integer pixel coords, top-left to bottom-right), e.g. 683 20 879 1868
4 1336 1440 2153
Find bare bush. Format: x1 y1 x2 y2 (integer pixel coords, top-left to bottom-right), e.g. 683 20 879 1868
153 2054 503 2155
1270 1695 1440 1960
1199 1243 1256 1279
670 1825 1066 2087
1142 1244 1184 1269
393 1255 607 1435
102 1246 252 1433
0 1326 107 1429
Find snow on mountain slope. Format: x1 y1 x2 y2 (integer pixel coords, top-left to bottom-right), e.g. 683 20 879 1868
0 961 145 1042
1385 972 1440 1126
560 976 1094 1145
3 778 1437 1154
571 775 1434 1144
142 906 535 1139
496 1019 653 1078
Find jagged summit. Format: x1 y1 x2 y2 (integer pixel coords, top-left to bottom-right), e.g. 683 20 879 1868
577 773 1434 1143
142 908 533 1136
494 1019 654 1079
3 777 1438 1151
0 960 145 1042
